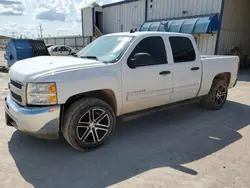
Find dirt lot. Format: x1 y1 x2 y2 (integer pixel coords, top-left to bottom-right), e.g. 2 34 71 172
0 51 250 188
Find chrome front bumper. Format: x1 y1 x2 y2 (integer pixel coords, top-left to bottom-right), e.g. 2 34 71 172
5 94 61 139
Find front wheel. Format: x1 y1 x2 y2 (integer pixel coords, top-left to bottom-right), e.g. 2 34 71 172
201 79 228 110
62 98 116 151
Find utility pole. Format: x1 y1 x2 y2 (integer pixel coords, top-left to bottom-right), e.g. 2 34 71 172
12 32 16 38
38 24 44 39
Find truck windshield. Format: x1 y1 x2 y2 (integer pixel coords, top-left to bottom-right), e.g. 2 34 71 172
77 35 134 63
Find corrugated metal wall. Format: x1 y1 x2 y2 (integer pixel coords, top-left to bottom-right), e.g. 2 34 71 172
218 31 250 55
102 0 222 55
103 0 146 34
218 0 250 56
146 0 222 55
197 34 217 55
147 0 222 21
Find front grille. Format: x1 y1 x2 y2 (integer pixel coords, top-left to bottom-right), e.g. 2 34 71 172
11 91 22 102
9 79 25 106
10 80 22 89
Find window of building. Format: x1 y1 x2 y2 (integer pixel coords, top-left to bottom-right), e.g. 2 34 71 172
169 36 196 63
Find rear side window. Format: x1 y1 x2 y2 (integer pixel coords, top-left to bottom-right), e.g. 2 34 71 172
169 37 196 63
130 36 167 65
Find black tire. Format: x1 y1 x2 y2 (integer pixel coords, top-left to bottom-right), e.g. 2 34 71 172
62 98 116 151
201 79 228 110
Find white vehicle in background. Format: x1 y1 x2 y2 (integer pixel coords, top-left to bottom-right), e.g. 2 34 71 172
5 31 239 151
48 45 76 56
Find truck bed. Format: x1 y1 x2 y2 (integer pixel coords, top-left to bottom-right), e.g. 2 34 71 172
198 54 239 97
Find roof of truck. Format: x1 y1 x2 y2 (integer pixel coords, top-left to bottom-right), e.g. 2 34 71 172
105 31 192 37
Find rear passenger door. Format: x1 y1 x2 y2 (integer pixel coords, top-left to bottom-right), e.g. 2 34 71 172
169 36 202 103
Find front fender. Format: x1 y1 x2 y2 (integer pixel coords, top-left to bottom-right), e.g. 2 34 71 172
35 65 123 114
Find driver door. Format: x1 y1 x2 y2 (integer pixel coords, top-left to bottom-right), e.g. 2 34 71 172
121 36 173 114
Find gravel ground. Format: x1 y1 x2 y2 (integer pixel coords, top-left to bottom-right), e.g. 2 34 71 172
0 51 250 188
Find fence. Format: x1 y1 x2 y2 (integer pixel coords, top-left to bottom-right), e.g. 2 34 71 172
43 35 91 50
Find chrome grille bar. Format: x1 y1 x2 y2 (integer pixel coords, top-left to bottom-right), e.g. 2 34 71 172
9 80 26 106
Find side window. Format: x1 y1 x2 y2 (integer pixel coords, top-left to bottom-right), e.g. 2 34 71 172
53 47 59 52
61 47 67 51
169 36 196 63
129 36 167 66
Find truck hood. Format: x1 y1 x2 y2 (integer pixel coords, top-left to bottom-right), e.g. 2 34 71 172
9 56 105 82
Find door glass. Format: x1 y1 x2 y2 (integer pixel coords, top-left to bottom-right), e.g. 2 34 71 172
57 47 62 52
129 36 167 66
54 47 59 52
169 36 196 63
61 47 67 51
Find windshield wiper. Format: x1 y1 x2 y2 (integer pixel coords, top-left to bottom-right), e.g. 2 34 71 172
80 56 99 60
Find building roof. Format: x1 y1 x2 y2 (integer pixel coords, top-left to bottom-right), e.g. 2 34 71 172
79 1 100 9
103 0 140 8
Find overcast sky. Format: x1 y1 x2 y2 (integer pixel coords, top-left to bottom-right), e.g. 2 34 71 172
0 0 122 38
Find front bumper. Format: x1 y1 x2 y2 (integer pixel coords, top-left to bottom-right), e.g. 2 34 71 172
5 94 61 139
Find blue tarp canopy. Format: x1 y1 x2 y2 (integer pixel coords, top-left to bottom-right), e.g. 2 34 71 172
139 14 220 34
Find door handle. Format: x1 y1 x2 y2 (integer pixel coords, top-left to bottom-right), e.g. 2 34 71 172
191 67 200 71
159 71 171 75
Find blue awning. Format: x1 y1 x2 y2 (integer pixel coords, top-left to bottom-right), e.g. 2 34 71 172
140 22 153 31
148 22 161 31
139 14 220 34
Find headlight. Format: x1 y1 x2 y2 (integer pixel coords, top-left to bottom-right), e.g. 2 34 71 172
27 83 57 105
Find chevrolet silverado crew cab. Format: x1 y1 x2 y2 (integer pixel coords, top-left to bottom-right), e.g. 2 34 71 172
5 32 239 151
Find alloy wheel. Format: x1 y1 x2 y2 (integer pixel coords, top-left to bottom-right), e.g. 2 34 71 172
214 85 227 106
76 108 111 144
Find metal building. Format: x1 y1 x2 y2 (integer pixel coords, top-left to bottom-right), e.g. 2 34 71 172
218 0 250 61
82 0 250 61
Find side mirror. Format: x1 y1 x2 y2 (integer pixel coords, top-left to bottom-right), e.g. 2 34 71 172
128 53 153 69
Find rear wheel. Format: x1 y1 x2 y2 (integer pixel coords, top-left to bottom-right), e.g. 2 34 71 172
62 98 116 151
201 79 228 110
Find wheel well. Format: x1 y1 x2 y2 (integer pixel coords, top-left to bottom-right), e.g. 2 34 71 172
63 89 117 113
60 90 117 131
213 72 231 86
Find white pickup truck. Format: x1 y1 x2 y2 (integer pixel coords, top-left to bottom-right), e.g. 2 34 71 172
5 32 239 151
